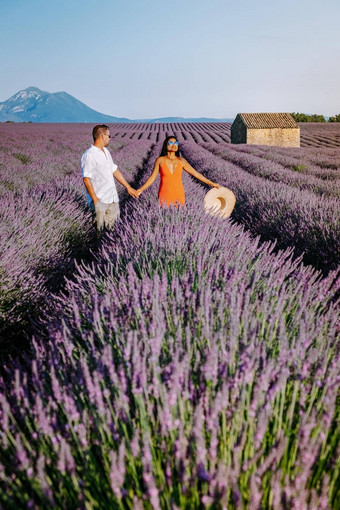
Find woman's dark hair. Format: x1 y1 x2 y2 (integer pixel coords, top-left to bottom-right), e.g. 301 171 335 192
160 135 181 157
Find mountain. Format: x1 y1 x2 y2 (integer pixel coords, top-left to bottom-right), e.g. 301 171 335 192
0 87 130 123
0 87 234 123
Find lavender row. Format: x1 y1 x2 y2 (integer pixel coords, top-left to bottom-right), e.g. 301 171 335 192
200 142 340 198
181 142 340 273
0 123 156 195
299 123 340 148
1 123 339 154
0 125 134 195
1 143 339 508
106 122 340 148
301 135 340 149
210 142 340 175
263 145 340 171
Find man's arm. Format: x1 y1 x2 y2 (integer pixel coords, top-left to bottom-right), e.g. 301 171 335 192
82 153 99 205
113 169 138 198
83 177 98 206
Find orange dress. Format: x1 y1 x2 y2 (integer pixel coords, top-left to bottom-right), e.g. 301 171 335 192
158 157 185 207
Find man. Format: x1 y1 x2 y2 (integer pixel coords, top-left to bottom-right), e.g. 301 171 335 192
81 124 138 230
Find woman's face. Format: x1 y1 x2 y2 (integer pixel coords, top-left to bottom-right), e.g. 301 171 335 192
167 138 178 153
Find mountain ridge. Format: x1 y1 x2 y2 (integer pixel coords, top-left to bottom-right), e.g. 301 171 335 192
0 87 131 123
0 87 234 123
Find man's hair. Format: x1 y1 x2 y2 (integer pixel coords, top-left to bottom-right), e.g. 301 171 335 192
92 124 109 141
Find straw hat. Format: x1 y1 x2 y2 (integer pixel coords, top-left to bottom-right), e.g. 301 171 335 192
204 187 236 219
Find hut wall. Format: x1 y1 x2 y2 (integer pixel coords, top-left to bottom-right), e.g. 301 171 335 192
247 128 300 147
230 116 247 144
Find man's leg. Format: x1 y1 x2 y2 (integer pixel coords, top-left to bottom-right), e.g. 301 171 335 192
104 202 120 229
94 200 108 231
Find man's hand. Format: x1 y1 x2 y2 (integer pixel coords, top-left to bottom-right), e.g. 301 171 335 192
83 177 99 206
127 187 139 198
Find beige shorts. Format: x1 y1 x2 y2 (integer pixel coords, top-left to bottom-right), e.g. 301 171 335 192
94 200 120 230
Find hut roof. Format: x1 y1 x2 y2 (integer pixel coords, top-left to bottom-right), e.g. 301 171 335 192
237 113 299 129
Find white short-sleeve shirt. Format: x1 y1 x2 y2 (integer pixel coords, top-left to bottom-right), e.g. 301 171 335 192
81 145 119 206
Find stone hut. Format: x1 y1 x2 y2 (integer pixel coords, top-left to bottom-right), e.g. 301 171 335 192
231 113 300 147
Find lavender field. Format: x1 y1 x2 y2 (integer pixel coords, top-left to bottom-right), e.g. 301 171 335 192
0 122 339 509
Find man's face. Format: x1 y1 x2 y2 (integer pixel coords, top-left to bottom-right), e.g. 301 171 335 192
103 130 111 147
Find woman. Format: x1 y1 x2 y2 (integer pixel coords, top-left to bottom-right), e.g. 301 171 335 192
136 136 219 206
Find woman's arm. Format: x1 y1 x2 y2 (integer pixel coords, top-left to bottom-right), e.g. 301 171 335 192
137 158 161 196
180 158 219 188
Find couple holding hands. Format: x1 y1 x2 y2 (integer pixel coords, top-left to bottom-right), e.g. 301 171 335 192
81 124 219 230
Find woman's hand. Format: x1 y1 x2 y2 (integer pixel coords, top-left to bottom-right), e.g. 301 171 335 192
211 182 220 189
136 189 143 197
127 187 139 198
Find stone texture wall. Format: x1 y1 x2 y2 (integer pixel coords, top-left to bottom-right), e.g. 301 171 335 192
247 128 300 147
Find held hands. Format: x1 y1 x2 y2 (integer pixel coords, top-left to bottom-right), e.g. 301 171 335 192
128 184 219 198
127 187 139 199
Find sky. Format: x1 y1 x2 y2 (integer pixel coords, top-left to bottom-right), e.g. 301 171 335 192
0 0 339 119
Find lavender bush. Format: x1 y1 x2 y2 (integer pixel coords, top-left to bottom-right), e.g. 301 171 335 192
299 123 340 148
81 122 340 148
222 144 340 175
0 123 339 509
201 142 340 197
180 142 340 273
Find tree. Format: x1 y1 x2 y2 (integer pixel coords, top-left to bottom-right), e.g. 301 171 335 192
291 112 309 122
328 114 340 122
291 112 326 122
309 114 326 122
